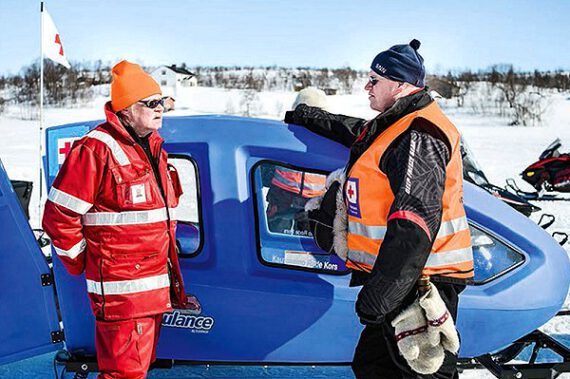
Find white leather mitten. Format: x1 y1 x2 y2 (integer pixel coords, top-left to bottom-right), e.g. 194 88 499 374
391 300 445 374
419 285 460 354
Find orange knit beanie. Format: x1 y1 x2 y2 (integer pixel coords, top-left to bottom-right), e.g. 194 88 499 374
111 60 161 112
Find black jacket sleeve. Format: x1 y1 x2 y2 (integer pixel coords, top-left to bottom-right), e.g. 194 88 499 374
284 104 367 147
355 118 451 324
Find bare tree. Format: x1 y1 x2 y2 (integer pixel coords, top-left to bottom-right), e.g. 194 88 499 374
332 67 358 94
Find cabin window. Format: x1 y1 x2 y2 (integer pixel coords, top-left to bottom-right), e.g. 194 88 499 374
161 80 167 86
470 225 525 284
168 155 203 256
252 161 349 274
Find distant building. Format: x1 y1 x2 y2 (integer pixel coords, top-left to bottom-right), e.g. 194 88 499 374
150 65 197 96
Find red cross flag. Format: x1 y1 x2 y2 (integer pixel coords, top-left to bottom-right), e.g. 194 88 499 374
42 7 70 69
57 137 79 164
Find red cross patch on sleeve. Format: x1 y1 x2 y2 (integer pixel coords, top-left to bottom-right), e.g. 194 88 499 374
345 177 361 218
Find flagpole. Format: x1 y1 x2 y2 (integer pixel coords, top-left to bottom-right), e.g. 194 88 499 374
39 0 44 228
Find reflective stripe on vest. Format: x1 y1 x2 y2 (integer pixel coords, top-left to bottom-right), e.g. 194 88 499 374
53 238 86 260
348 246 473 271
48 187 93 214
348 216 469 241
87 130 130 166
347 249 376 267
271 167 325 198
425 247 473 267
86 273 170 296
436 216 469 239
82 207 177 226
349 222 387 240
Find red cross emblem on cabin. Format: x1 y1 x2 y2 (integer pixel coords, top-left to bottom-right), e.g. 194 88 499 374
57 137 79 164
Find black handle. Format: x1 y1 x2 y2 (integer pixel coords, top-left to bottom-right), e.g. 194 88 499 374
552 231 569 246
538 213 556 229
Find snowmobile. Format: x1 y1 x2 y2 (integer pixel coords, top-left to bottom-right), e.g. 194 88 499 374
461 138 569 245
511 138 570 201
0 115 569 379
461 137 541 217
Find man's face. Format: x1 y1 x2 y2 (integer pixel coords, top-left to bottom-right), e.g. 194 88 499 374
124 94 164 137
365 71 402 113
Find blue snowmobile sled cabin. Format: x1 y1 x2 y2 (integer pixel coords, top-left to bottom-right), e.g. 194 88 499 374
0 115 569 378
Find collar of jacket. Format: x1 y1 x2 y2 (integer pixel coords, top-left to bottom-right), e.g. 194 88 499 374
362 89 433 144
103 101 164 151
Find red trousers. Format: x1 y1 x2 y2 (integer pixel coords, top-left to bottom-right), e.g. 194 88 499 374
96 314 163 379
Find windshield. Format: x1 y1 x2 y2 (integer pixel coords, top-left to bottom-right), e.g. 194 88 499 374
461 136 489 186
539 138 562 160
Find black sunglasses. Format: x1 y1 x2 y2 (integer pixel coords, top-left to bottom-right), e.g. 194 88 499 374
368 76 404 87
138 98 165 109
368 76 381 86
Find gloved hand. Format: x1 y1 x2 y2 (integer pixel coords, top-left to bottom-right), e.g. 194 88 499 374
172 294 202 315
291 87 328 111
419 285 460 354
391 300 445 374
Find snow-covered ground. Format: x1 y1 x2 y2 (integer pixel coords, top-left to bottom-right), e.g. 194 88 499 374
1 86 569 378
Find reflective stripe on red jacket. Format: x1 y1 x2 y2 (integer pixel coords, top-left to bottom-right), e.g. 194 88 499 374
42 102 187 320
271 167 326 198
345 102 474 280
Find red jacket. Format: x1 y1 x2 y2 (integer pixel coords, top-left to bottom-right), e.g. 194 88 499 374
43 102 188 320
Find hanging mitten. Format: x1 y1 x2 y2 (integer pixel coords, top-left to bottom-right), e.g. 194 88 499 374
391 300 445 374
419 285 460 354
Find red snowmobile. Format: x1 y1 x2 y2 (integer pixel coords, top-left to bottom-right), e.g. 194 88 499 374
508 139 570 201
522 138 570 194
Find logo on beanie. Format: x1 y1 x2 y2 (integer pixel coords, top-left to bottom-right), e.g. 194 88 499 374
374 64 387 74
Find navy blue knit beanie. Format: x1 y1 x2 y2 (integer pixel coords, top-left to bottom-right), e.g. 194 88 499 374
370 39 425 87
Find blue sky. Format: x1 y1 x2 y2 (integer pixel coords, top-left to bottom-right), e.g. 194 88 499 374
1 0 569 75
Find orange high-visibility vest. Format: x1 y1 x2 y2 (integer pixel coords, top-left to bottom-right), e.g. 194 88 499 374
345 102 474 280
272 167 326 198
